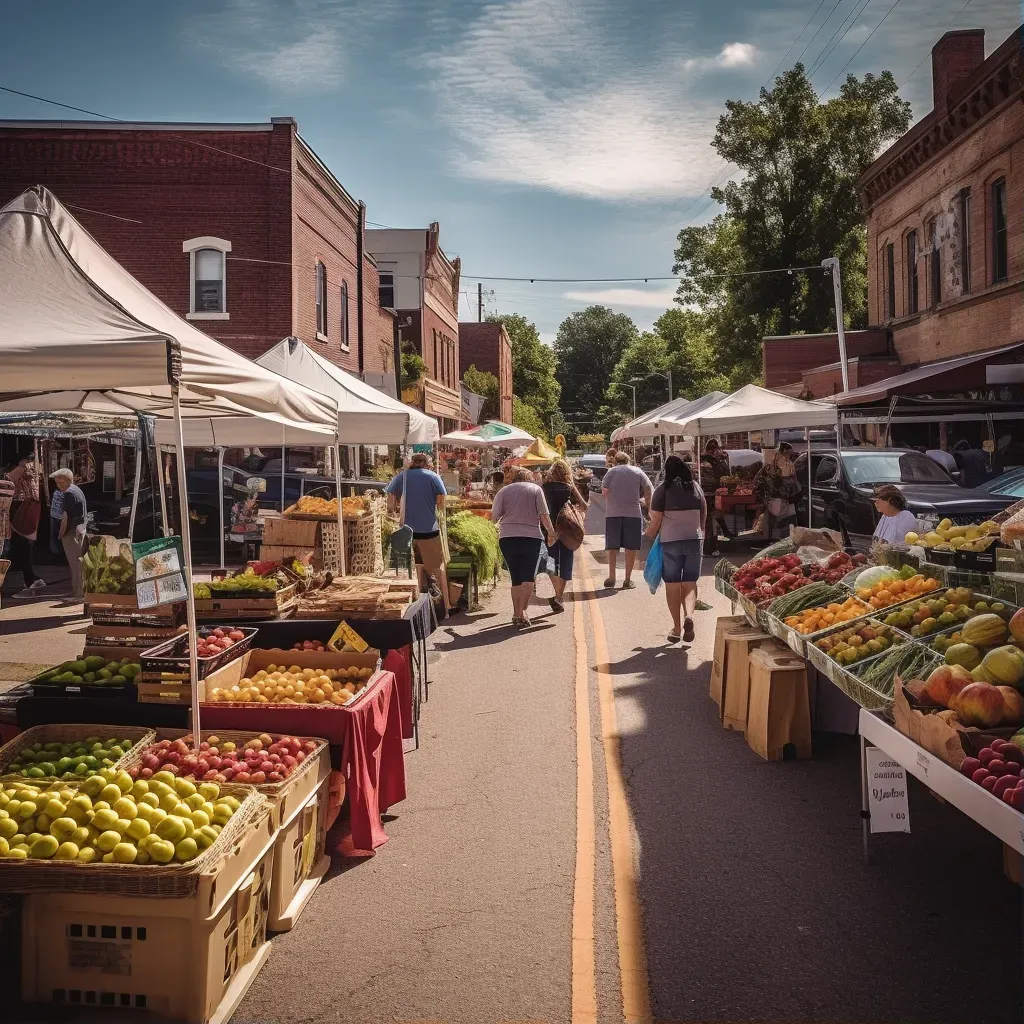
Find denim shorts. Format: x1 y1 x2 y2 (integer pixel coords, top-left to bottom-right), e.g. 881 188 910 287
499 536 544 586
661 539 703 583
605 516 642 551
546 540 575 581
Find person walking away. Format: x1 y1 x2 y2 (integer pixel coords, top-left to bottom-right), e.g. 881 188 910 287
385 453 451 612
871 485 919 544
8 457 44 599
541 458 588 613
699 439 731 556
491 467 555 627
51 468 87 601
602 451 652 590
645 455 706 644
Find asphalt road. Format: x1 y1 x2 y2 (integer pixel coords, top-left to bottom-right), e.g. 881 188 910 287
232 493 1021 1023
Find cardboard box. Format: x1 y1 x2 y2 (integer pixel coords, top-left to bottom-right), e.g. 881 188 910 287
892 677 1016 770
20 808 275 1024
204 648 381 693
268 776 330 932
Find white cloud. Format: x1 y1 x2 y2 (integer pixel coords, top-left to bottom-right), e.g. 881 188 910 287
562 287 678 309
191 0 389 92
427 0 752 201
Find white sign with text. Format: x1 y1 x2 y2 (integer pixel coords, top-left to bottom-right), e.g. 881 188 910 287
867 748 911 833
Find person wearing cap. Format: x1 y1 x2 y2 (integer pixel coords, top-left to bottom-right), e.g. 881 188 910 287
50 467 88 601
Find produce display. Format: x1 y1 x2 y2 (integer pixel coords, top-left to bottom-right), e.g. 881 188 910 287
193 566 280 599
294 575 418 618
715 475 754 497
285 495 375 518
812 621 904 666
447 510 501 582
905 517 1001 553
904 663 1024 727
34 655 141 687
732 551 865 603
205 662 374 704
291 639 327 652
856 643 938 697
81 539 136 595
4 736 141 779
0 771 243 863
782 596 871 635
192 628 247 659
880 588 1011 638
131 734 320 785
854 568 941 610
958 739 1024 809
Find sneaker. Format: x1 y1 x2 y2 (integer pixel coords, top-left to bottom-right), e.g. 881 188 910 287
603 578 616 589
13 587 42 599
28 579 47 591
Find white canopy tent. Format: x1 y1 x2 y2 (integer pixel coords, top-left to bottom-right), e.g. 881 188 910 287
0 186 346 737
439 421 535 447
611 391 730 443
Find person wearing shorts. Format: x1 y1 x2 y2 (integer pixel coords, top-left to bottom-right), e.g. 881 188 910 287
601 451 652 590
491 467 555 628
646 455 706 644
385 453 451 611
541 458 588 613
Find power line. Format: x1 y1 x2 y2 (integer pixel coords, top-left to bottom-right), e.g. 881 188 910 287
793 0 848 67
897 0 976 90
764 0 831 85
807 0 875 78
816 0 906 97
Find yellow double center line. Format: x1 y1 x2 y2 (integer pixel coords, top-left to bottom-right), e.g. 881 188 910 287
572 556 652 1024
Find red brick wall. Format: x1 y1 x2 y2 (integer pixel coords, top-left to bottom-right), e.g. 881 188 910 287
801 357 903 398
362 256 394 379
459 321 513 421
762 330 891 388
0 122 295 359
932 30 986 112
421 306 459 390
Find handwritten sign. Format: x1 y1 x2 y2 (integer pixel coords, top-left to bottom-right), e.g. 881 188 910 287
328 620 368 653
132 536 188 609
867 748 911 833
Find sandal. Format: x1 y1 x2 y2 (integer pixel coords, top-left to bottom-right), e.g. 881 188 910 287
603 578 615 589
621 579 636 590
549 597 565 613
683 617 695 643
668 631 681 644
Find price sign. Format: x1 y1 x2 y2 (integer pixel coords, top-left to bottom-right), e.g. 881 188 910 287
867 748 911 833
132 536 188 609
328 620 369 653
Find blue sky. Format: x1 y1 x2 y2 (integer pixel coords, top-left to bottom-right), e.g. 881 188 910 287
0 0 1020 343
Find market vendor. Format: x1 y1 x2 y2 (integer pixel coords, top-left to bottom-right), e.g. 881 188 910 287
385 452 451 612
871 484 920 544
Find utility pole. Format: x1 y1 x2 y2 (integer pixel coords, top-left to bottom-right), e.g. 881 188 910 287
477 282 483 323
667 369 673 402
821 257 849 392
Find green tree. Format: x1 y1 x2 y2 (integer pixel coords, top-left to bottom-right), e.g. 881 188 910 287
512 396 546 440
401 351 427 389
462 365 500 421
674 65 911 377
655 308 737 398
487 313 560 419
555 306 637 428
606 331 670 417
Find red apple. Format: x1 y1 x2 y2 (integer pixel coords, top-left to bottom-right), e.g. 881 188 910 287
972 767 991 784
983 775 999 791
140 767 153 779
249 771 266 784
951 683 1006 728
234 771 251 783
267 772 283 783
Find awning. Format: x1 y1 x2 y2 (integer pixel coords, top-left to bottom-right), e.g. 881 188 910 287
615 391 729 441
669 383 837 435
835 342 1024 406
439 420 535 447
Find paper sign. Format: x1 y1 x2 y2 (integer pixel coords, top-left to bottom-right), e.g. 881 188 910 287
983 440 996 453
867 747 911 833
132 536 188 609
328 620 368 653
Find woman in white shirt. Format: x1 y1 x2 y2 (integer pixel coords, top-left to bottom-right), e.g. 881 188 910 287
872 484 919 544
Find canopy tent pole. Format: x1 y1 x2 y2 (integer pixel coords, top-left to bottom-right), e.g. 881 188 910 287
128 440 143 540
334 444 347 576
218 447 226 571
280 440 286 513
156 446 170 537
172 388 202 743
806 426 812 527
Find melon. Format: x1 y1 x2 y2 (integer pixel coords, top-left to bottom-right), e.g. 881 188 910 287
854 566 900 591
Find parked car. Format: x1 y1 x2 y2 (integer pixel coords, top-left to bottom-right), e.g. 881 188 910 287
793 448 1016 537
982 465 1024 500
576 454 611 493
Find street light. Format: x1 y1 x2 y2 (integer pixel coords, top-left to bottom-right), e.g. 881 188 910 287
609 382 636 421
630 370 673 401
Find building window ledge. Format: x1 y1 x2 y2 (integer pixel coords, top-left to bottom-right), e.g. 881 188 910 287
186 311 230 321
315 331 329 343
889 275 1024 328
340 343 351 353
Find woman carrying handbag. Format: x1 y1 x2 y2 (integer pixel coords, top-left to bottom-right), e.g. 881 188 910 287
541 458 588 613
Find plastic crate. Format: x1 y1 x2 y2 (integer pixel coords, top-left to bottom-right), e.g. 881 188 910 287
268 775 330 932
20 805 275 1023
141 627 258 682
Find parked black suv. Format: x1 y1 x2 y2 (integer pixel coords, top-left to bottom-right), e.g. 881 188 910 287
793 448 1016 537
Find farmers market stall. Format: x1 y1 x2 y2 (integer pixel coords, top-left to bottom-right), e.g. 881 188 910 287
439 420 535 447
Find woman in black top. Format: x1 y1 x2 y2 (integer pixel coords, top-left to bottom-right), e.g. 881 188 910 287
541 459 588 612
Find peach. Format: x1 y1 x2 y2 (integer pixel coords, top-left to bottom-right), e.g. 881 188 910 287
997 686 1024 727
923 664 973 708
951 682 1006 728
1009 608 1024 644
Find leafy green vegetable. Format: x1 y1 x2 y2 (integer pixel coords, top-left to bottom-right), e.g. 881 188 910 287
447 511 501 582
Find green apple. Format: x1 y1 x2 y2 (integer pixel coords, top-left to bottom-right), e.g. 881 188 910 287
96 830 121 853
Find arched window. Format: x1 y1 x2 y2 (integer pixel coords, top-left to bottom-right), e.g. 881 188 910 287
183 237 231 319
315 262 328 339
340 280 350 349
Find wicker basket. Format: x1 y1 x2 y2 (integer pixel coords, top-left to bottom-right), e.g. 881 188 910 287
321 509 384 577
0 780 267 897
0 725 155 779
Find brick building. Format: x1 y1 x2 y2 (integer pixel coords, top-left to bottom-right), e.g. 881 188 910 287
458 321 513 422
0 117 397 391
860 26 1023 367
367 226 465 431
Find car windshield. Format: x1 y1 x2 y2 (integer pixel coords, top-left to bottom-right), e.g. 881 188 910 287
844 451 952 486
987 467 1024 498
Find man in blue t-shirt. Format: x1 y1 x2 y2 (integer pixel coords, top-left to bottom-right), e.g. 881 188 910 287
385 453 450 609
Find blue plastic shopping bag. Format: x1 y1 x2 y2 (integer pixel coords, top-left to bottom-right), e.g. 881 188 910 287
644 535 663 594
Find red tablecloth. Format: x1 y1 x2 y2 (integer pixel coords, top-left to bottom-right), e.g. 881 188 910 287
201 669 406 854
382 647 414 740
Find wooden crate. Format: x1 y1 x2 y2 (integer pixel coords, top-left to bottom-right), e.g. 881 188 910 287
262 517 320 548
721 630 776 731
745 647 812 761
711 616 749 710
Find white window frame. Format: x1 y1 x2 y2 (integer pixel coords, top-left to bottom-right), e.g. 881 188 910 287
183 236 231 320
340 280 350 351
315 261 328 342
